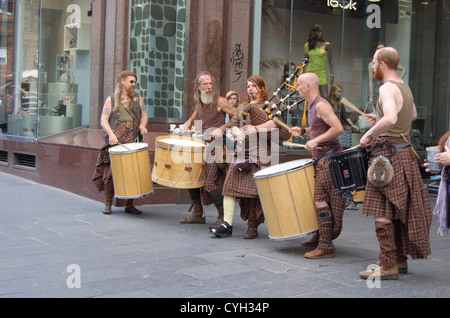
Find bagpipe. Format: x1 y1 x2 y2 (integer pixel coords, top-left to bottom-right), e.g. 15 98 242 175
242 58 309 128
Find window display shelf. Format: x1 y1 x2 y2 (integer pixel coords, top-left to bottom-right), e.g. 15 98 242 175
64 23 91 51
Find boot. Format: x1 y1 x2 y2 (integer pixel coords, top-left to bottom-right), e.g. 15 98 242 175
360 264 399 280
209 205 224 229
360 222 399 280
180 203 205 224
102 205 112 215
243 226 258 239
305 208 334 259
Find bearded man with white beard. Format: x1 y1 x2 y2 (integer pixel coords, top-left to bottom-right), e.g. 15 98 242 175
180 71 236 228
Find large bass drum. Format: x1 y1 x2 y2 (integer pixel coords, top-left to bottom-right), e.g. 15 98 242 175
109 142 153 199
254 159 318 241
151 135 207 189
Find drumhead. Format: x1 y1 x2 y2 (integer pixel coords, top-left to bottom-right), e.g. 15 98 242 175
109 142 148 154
254 159 314 178
159 138 206 148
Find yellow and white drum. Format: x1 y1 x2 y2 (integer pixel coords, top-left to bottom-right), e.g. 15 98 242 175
109 142 153 199
151 135 206 189
254 159 318 241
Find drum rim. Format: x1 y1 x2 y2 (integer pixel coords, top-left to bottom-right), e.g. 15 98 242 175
114 189 154 199
108 142 149 154
268 229 318 241
253 158 314 178
156 135 206 150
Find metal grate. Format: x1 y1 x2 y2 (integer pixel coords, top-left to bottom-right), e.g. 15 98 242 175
12 152 36 170
0 150 7 165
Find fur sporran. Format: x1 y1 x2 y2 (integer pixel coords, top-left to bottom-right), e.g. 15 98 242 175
367 155 394 188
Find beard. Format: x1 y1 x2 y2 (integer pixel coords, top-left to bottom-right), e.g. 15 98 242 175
373 65 383 82
200 89 214 105
126 86 135 98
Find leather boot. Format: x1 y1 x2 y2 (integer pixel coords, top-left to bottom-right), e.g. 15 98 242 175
102 205 112 214
209 205 224 229
243 226 258 239
180 203 205 224
305 208 334 259
360 222 399 280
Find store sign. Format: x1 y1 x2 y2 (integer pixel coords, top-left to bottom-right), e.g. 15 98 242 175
66 4 81 27
327 0 358 11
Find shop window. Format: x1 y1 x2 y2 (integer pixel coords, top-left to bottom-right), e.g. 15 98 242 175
130 0 187 121
257 0 449 152
0 0 91 139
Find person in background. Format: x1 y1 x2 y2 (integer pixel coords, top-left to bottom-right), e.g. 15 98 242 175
424 131 450 235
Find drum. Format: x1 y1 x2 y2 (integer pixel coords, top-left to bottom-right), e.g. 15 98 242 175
109 142 153 199
329 147 369 196
151 135 207 189
254 159 318 241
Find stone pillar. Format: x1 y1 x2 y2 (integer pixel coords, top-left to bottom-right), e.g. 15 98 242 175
89 0 130 129
223 0 253 99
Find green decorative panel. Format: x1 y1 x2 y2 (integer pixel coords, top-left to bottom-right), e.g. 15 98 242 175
130 0 186 119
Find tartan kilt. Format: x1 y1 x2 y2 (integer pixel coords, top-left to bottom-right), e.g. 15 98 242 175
92 121 135 192
363 137 433 259
200 161 227 206
312 150 346 212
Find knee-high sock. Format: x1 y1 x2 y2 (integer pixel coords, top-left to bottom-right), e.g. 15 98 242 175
223 195 236 225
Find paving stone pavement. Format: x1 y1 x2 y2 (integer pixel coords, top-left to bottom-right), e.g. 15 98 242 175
1 171 450 302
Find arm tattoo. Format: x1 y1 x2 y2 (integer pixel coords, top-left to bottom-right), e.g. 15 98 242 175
102 108 111 116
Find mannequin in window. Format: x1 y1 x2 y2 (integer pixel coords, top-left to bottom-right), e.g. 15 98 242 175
368 41 406 106
275 62 300 125
304 24 334 99
329 84 360 132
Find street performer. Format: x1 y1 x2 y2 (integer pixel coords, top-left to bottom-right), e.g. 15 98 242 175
358 47 432 280
180 71 236 228
211 75 291 239
92 70 148 215
290 72 346 259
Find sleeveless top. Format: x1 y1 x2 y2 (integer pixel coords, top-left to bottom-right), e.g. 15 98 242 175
304 42 328 86
378 80 413 138
308 95 339 146
197 96 226 132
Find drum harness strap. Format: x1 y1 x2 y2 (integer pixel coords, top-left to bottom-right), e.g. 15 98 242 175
370 141 411 160
313 145 343 168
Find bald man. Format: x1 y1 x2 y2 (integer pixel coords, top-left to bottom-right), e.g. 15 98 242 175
290 72 346 259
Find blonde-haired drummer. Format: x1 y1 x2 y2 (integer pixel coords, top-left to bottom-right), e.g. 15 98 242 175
92 70 148 215
290 72 346 259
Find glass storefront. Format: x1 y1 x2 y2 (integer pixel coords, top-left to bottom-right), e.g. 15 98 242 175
130 0 188 122
0 0 91 138
257 0 449 151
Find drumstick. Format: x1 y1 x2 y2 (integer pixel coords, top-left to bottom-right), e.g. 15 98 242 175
272 116 291 131
401 133 420 159
283 141 307 149
341 97 365 116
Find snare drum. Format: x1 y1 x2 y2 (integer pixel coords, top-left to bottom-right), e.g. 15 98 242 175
329 147 369 196
254 159 318 241
151 135 206 189
109 142 153 199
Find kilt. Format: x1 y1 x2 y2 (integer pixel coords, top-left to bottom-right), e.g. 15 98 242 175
312 148 346 213
363 137 433 259
92 121 135 192
222 102 292 223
